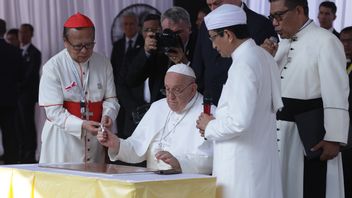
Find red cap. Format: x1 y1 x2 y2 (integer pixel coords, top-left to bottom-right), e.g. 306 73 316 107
64 12 94 28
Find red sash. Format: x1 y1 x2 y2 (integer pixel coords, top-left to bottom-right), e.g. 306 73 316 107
63 101 103 122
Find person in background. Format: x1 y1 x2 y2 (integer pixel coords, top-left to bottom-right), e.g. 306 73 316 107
318 1 339 38
340 26 352 198
5 28 20 47
18 23 41 163
98 64 213 174
196 5 283 198
262 0 349 197
195 7 210 30
110 12 144 139
192 0 278 105
0 19 22 164
38 13 119 163
126 7 196 104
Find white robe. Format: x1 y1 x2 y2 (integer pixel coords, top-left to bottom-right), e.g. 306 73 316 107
39 49 119 163
109 92 213 174
205 39 283 198
275 22 349 198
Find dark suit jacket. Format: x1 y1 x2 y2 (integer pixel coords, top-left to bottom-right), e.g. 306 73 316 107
20 43 41 104
0 39 23 107
111 34 145 138
191 3 278 105
126 32 196 103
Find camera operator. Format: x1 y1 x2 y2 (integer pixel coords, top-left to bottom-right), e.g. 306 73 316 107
126 6 196 103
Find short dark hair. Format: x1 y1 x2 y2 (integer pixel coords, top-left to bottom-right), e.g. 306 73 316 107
269 0 309 16
341 26 352 35
63 27 95 40
143 13 161 24
7 28 19 36
215 24 250 40
319 1 337 14
0 18 6 36
21 23 34 34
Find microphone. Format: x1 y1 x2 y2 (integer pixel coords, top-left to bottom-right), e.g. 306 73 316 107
202 92 212 140
203 94 212 115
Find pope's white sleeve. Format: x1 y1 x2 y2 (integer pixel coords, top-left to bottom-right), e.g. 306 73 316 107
205 63 258 141
175 141 213 174
108 138 147 163
39 64 83 139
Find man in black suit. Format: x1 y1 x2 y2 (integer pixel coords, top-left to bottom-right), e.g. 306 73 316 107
340 26 352 198
0 19 22 164
127 7 196 104
192 0 278 105
318 1 339 38
18 23 41 163
111 12 144 138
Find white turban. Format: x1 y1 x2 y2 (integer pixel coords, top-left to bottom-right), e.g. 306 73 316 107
167 63 196 78
205 4 247 30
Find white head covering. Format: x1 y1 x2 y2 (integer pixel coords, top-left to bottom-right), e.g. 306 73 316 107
167 63 196 78
204 4 247 30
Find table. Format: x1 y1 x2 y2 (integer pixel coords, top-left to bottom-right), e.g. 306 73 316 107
0 164 216 198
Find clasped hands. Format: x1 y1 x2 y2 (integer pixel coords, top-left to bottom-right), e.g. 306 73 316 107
196 113 215 138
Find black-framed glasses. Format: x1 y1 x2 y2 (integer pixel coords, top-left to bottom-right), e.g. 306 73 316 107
66 39 95 51
160 82 194 97
268 8 293 22
209 30 224 42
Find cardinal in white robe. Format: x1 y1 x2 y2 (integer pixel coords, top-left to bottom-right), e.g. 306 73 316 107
39 13 119 163
196 5 283 198
97 64 213 174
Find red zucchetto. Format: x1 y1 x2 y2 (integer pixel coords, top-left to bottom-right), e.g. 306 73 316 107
64 12 94 28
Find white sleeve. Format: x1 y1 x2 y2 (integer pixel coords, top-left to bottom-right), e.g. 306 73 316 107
39 64 83 139
319 36 349 144
205 63 258 141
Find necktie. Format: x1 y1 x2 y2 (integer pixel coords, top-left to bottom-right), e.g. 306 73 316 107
126 40 133 54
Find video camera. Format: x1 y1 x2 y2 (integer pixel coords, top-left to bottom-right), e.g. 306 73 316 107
155 29 183 54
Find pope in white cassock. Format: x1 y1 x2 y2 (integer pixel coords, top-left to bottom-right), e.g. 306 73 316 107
262 0 349 198
97 63 213 174
38 13 119 163
196 5 283 198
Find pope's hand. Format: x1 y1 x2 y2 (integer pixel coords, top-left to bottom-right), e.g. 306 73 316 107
155 151 181 172
82 121 100 136
97 128 120 150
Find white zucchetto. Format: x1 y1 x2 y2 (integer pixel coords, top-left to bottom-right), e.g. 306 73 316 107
205 4 247 30
167 63 196 78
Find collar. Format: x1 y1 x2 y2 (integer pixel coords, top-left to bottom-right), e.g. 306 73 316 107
175 92 199 115
21 43 31 52
125 33 138 44
291 19 314 41
64 48 91 66
328 27 334 33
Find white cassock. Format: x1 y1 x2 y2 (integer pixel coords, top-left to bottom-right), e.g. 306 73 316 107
275 21 349 198
39 49 119 163
205 39 283 198
108 92 213 174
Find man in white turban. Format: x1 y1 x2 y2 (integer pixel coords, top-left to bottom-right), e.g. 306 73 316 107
196 4 283 198
97 64 213 174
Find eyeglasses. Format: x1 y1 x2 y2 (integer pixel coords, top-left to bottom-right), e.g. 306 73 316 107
143 27 161 33
66 39 95 51
268 8 293 22
209 31 224 42
160 82 194 97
